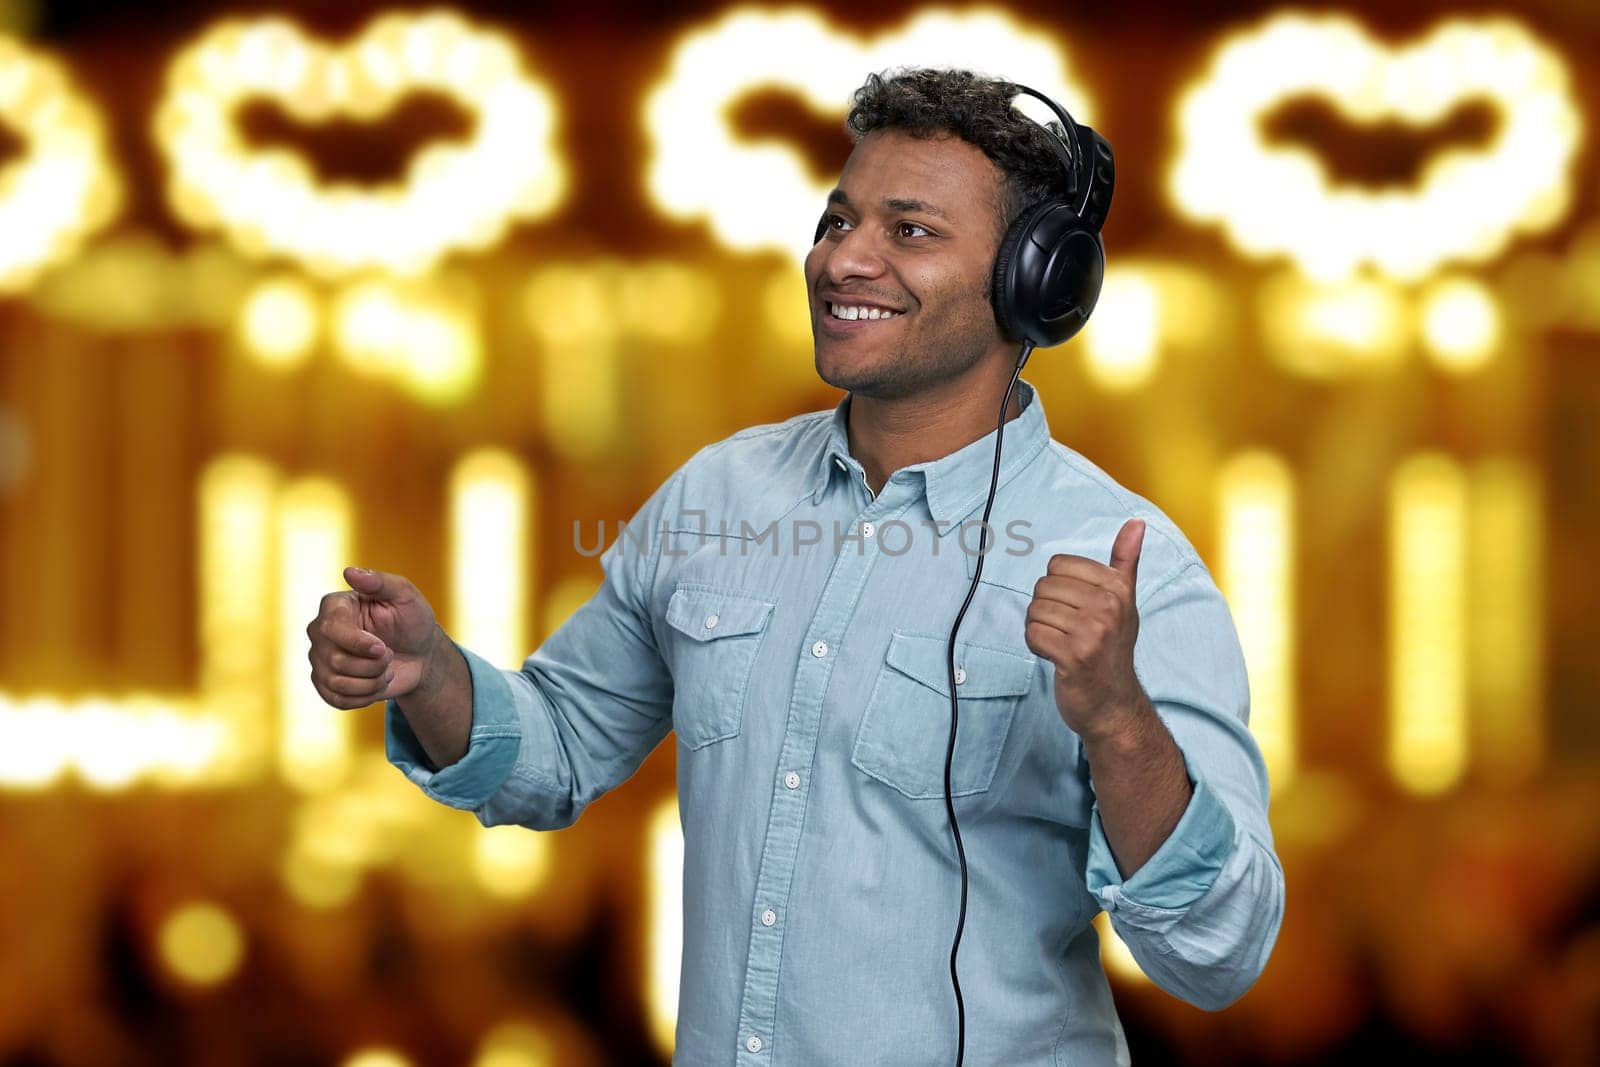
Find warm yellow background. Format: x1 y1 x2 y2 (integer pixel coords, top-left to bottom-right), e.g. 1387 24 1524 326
1 2 1597 1064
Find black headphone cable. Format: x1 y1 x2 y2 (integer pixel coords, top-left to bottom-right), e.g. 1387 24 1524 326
945 338 1034 1066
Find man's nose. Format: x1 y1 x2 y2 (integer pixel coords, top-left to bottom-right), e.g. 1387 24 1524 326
819 224 887 283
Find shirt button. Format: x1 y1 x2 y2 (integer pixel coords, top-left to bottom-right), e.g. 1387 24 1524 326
783 771 800 789
746 1034 764 1053
833 457 847 471
761 907 777 926
811 640 828 658
861 521 875 538
954 667 967 685
704 613 719 630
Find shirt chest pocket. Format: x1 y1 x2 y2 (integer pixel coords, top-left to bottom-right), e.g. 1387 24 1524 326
664 585 776 750
851 632 1034 799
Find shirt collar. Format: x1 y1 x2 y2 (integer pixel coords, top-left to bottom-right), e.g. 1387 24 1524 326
807 379 1051 531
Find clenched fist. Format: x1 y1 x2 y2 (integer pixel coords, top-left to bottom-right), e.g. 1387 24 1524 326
1024 518 1148 740
307 567 441 710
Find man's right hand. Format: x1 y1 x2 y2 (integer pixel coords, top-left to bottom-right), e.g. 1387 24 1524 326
307 567 441 710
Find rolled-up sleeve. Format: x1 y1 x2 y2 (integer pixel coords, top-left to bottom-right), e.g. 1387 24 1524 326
383 469 685 831
385 641 521 809
1084 560 1285 1011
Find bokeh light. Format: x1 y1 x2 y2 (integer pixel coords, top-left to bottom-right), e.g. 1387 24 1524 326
1218 451 1297 793
0 34 121 292
645 6 1092 261
1388 453 1469 795
1419 275 1501 370
472 1022 554 1067
156 11 566 276
1170 13 1581 282
158 901 246 987
238 275 320 366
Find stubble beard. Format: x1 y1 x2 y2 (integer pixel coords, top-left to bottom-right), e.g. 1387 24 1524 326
814 305 997 401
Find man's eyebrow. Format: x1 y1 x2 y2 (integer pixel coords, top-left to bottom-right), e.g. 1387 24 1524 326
825 189 952 222
884 197 950 221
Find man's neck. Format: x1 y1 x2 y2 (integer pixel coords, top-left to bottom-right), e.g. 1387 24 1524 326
845 356 1025 495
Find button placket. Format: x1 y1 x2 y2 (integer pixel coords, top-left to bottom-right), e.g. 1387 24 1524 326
736 492 918 1057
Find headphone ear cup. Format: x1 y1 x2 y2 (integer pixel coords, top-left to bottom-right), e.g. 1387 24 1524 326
990 200 1054 344
991 201 1103 348
813 213 829 245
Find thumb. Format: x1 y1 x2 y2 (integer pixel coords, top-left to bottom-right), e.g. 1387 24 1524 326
1109 519 1145 583
344 565 409 601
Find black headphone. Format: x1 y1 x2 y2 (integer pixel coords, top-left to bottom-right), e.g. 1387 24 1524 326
814 83 1114 349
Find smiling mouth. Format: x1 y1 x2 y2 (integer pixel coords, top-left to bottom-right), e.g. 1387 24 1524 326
826 301 903 321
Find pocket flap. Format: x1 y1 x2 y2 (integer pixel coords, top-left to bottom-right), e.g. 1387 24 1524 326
666 585 775 642
883 631 1034 699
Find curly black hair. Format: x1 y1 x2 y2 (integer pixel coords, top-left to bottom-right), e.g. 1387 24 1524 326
845 68 1075 238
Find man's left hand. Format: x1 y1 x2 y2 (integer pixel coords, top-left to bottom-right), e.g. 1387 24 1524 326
1024 518 1148 740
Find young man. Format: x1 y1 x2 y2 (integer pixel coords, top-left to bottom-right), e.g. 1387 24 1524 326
309 69 1283 1065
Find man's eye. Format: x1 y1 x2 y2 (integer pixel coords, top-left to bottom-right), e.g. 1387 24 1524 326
828 213 852 233
897 222 930 238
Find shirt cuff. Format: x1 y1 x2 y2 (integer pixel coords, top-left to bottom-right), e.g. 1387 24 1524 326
1085 750 1237 913
384 641 522 811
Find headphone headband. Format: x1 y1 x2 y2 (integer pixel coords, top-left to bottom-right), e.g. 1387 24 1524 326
1009 83 1110 233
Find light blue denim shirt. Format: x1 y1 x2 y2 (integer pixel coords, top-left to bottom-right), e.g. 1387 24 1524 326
386 380 1284 1065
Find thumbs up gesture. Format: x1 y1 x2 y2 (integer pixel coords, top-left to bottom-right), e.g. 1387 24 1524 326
1024 519 1148 739
306 566 441 709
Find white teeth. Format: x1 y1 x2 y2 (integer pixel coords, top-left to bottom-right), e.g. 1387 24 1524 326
829 303 899 321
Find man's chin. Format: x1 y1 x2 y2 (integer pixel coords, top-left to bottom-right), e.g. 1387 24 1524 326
813 348 916 400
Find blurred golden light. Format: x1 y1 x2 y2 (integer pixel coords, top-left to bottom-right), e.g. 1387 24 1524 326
239 276 320 367
0 697 68 789
472 825 551 899
158 901 246 987
615 261 722 343
0 34 121 292
0 695 230 792
1170 14 1580 282
341 1050 413 1067
647 795 682 1059
198 455 279 781
523 266 619 457
522 264 611 347
29 232 257 334
1468 457 1543 784
1083 268 1160 391
280 842 363 910
156 11 565 277
762 263 813 347
645 7 1092 261
0 406 32 496
473 1022 554 1067
1260 273 1407 378
1094 911 1147 985
277 477 353 792
450 450 531 669
1217 451 1296 793
1388 453 1468 794
1419 276 1500 370
331 276 481 404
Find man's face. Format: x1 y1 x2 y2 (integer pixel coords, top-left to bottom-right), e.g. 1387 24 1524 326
804 129 1009 399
